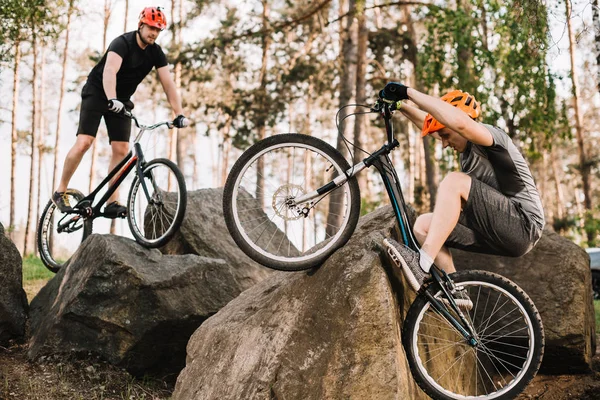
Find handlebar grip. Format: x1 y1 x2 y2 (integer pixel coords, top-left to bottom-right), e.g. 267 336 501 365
107 100 133 117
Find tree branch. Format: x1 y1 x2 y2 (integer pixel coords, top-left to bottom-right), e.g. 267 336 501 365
327 1 443 27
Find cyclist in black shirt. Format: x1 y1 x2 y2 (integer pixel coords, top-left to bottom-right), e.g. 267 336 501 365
53 6 188 216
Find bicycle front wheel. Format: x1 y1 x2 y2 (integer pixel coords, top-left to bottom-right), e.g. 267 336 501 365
223 134 361 271
402 270 544 400
37 189 93 273
127 158 187 248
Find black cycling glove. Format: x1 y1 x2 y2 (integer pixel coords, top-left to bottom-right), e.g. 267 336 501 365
379 82 409 103
173 115 189 128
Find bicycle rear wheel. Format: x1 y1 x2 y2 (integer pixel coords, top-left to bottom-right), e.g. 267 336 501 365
37 189 93 273
127 158 187 248
402 270 544 400
223 134 361 271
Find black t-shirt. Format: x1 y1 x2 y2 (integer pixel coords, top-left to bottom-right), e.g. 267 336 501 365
85 31 168 100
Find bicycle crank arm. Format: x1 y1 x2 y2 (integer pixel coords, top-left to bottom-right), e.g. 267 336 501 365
293 161 366 205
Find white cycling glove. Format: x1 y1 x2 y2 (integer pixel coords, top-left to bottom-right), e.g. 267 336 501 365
108 99 124 113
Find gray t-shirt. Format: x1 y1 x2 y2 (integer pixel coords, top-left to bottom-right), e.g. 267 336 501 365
460 124 545 230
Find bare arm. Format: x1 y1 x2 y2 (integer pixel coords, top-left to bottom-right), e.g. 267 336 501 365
157 66 184 116
407 88 493 146
103 51 123 99
398 102 428 131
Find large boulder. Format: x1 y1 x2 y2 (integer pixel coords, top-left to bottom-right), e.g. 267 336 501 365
28 234 267 378
173 207 473 400
453 227 597 373
159 188 279 272
0 222 28 345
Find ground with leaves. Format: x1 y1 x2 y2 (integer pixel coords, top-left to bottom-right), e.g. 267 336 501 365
0 344 173 400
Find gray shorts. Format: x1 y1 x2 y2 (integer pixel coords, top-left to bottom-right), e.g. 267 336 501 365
445 179 542 257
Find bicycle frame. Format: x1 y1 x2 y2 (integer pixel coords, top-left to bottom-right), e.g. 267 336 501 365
293 101 479 344
58 111 172 225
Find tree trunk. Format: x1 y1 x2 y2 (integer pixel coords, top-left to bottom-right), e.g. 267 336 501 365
123 0 129 32
91 0 113 192
336 0 356 160
24 37 39 256
52 0 74 199
9 41 21 240
565 0 593 243
353 0 368 193
328 0 356 237
593 0 600 92
401 4 437 210
255 0 271 206
172 0 185 167
35 46 47 255
220 117 233 187
550 147 565 221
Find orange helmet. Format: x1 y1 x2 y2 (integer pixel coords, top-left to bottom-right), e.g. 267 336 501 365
138 6 167 30
421 90 481 137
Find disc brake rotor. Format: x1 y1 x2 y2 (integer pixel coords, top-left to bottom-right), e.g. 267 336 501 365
272 184 306 221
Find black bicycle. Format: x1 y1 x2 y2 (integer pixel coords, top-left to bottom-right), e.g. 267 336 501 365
38 109 187 273
223 98 544 399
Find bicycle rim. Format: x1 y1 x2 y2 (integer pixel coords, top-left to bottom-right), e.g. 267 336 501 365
409 279 538 399
128 160 184 246
38 191 89 272
231 141 354 265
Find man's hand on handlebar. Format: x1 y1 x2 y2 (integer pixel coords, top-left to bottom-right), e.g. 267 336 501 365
108 99 125 113
379 82 409 103
173 115 189 128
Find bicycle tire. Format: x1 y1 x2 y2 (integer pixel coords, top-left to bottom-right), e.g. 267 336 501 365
402 270 544 400
127 158 187 248
37 189 93 273
223 133 361 271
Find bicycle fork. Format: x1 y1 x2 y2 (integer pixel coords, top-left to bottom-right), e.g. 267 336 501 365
425 268 480 347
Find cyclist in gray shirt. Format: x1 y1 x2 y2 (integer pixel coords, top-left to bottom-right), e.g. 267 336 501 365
379 82 544 288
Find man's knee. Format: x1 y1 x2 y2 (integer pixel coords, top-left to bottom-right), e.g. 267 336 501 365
111 142 129 158
439 172 471 198
74 135 94 153
414 213 433 243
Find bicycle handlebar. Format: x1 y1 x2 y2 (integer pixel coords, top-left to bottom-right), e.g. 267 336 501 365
107 100 175 130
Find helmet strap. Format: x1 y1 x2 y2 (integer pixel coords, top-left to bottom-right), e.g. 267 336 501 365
136 27 150 46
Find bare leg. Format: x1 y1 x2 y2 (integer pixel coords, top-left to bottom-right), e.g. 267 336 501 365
420 172 471 272
107 141 130 204
414 213 456 273
57 134 95 193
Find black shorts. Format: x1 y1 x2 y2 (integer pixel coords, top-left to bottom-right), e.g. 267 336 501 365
445 179 542 257
76 85 133 143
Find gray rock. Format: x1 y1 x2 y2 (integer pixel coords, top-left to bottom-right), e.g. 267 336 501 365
28 234 264 378
173 207 460 400
159 188 273 286
453 226 597 373
0 222 28 345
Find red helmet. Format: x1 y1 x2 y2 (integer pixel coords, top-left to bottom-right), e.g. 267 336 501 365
138 6 167 30
421 90 481 137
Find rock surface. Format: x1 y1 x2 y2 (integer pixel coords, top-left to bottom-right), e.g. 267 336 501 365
159 188 274 281
453 227 597 373
173 207 452 400
28 234 265 378
0 222 28 345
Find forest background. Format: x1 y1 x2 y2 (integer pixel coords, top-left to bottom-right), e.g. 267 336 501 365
1 0 600 257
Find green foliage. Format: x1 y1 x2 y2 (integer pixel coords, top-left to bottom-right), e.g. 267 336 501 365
22 255 54 282
417 0 558 155
0 0 64 62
